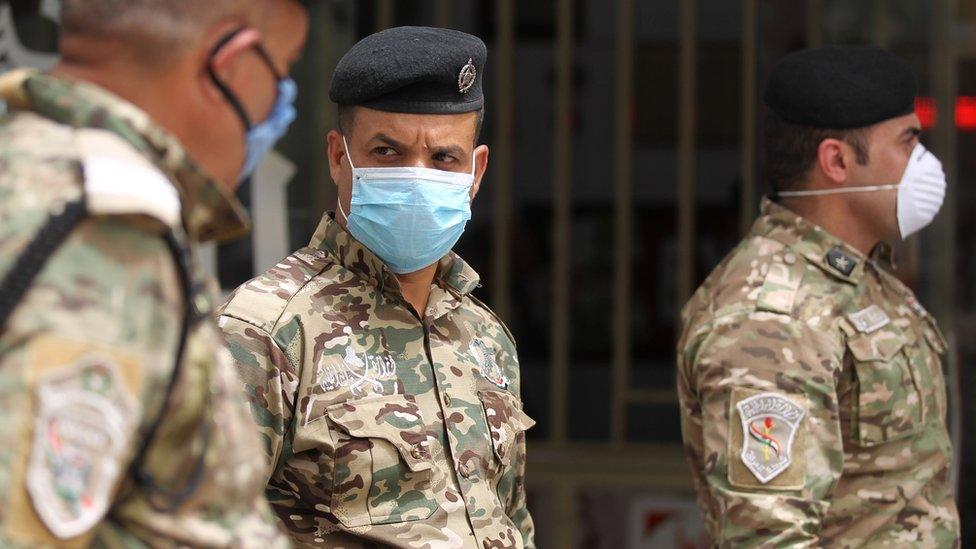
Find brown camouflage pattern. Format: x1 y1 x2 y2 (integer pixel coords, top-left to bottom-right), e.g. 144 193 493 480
218 213 536 548
0 71 286 547
677 198 959 547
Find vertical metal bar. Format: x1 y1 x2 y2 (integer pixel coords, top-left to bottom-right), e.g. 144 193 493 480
436 0 454 28
929 0 960 492
739 0 758 236
313 1 353 225
491 0 514 323
611 0 634 445
676 0 698 312
550 483 577 548
550 0 574 445
376 0 394 31
807 0 823 48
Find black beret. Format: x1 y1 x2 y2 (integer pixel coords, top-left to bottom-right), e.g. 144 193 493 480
763 45 917 129
330 26 486 114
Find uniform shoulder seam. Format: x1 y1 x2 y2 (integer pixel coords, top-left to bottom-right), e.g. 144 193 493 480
219 247 333 333
467 293 518 348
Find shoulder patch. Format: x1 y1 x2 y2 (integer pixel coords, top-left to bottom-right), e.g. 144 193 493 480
756 252 804 315
22 337 140 539
728 388 806 490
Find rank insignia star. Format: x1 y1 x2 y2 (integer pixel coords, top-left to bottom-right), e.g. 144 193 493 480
826 247 857 276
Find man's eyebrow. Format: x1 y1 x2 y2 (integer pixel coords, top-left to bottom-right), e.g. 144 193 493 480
431 144 466 158
903 126 922 138
368 133 408 149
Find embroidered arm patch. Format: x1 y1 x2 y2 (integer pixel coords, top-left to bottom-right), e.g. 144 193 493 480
728 388 807 490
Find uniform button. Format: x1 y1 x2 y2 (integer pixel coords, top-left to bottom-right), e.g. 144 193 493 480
443 393 452 407
194 294 210 313
411 445 425 460
784 253 797 265
458 461 471 478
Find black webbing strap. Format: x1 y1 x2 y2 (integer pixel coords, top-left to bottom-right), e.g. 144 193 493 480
131 229 210 512
0 199 87 331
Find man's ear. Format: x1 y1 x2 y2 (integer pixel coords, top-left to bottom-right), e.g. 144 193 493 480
200 27 261 105
326 130 348 186
816 138 849 185
470 144 489 199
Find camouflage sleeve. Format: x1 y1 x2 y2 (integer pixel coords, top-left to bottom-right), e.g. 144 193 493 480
218 315 298 472
0 217 182 545
679 315 844 547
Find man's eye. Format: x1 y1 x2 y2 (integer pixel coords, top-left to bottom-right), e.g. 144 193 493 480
434 153 457 163
373 147 398 156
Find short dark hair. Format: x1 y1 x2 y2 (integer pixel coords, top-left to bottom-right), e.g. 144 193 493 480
337 105 486 144
763 111 871 193
61 0 275 64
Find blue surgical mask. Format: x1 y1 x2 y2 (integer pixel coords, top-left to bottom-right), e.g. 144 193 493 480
338 137 475 274
208 30 298 181
239 77 297 179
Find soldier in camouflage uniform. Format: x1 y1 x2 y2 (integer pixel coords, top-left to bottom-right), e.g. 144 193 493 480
0 1 309 546
678 46 959 546
218 27 536 548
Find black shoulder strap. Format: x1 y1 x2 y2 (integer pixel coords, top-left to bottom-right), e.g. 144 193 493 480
0 199 87 331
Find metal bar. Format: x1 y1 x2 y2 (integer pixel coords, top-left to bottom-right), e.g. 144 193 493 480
491 0 514 323
928 0 961 494
611 0 634 446
739 0 758 236
436 0 454 28
676 0 698 312
550 0 574 445
806 0 823 48
313 1 351 227
376 0 394 31
550 483 577 548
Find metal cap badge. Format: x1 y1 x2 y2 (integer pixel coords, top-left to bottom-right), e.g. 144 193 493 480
458 58 476 94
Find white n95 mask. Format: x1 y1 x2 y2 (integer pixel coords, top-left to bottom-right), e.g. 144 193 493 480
778 143 947 239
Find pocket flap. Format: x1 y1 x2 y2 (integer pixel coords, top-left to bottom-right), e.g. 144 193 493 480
479 390 535 466
846 330 906 362
326 395 432 472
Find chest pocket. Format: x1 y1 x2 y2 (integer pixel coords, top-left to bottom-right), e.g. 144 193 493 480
846 328 922 446
325 394 437 528
479 390 535 475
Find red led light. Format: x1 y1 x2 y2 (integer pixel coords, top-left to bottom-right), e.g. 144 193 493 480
915 96 976 131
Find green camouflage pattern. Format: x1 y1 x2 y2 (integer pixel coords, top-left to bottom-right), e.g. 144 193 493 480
677 198 959 547
218 213 536 548
0 71 286 547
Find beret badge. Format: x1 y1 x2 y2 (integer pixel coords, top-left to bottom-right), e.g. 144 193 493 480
458 58 477 94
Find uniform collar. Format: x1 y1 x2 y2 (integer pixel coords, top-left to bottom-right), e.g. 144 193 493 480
753 197 882 284
310 212 481 297
2 70 249 242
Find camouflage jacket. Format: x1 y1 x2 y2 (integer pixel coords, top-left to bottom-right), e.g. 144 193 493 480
677 199 959 547
218 213 536 548
0 71 287 547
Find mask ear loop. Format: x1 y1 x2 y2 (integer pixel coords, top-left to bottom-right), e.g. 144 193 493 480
207 28 253 132
337 135 356 222
777 184 899 198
